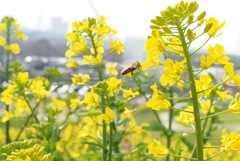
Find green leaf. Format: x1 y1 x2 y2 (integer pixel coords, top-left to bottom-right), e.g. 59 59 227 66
180 136 194 150
144 122 165 131
173 140 182 161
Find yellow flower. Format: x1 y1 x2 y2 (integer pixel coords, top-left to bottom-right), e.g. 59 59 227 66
71 38 87 53
80 19 90 31
200 99 215 114
142 37 165 70
110 39 125 54
122 88 139 99
0 35 6 46
83 90 99 109
0 24 6 32
30 78 49 99
228 92 240 114
106 77 122 96
98 15 106 25
148 139 169 158
71 73 90 85
127 120 142 134
177 80 184 91
2 110 14 122
216 91 233 102
14 30 28 40
200 55 214 70
100 107 114 123
9 43 20 54
90 39 104 55
66 32 78 45
14 98 29 111
208 44 229 64
66 58 79 68
168 36 184 56
205 17 225 37
94 25 111 37
82 54 102 65
221 128 240 152
65 49 77 58
17 72 29 85
147 83 170 110
1 84 16 105
49 98 66 111
176 106 194 126
195 74 212 97
70 99 83 109
160 59 186 86
222 62 240 86
105 62 118 76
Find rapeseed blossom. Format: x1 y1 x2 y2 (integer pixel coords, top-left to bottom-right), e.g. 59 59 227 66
147 83 170 110
148 139 169 158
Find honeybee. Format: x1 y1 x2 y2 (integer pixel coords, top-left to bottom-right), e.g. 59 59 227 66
121 61 141 75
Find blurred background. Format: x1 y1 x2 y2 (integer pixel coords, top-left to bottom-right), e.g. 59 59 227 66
1 0 240 76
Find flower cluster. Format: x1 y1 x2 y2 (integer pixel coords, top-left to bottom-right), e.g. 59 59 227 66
0 16 27 54
1 72 50 122
65 16 124 68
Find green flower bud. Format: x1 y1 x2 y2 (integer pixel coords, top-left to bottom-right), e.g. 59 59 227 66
173 15 180 24
152 30 161 37
204 22 213 33
197 11 206 21
162 25 172 34
198 19 204 26
188 14 194 25
188 1 199 13
187 29 195 41
150 25 160 30
165 6 173 18
157 44 165 52
151 19 161 26
177 5 184 15
156 16 165 26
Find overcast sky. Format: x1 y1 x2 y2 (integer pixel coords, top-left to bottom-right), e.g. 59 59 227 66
1 0 240 55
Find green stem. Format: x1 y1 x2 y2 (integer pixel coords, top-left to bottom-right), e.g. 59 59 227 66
177 24 204 161
109 122 113 161
201 110 228 120
89 31 107 161
5 20 11 144
203 145 223 148
166 87 174 161
204 150 223 161
191 101 214 158
151 110 168 136
23 93 40 123
190 37 211 56
15 101 41 141
169 153 197 160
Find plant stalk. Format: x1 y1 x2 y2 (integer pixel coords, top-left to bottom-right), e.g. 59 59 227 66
177 24 204 161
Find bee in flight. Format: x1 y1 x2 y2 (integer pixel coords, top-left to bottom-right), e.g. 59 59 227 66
121 61 141 75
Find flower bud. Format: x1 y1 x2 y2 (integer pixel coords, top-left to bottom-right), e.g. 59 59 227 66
187 29 195 41
162 25 172 34
188 14 194 25
177 5 184 15
198 19 204 26
197 11 206 21
150 25 160 30
151 19 161 26
204 22 213 33
151 30 161 38
157 44 165 52
188 1 199 13
156 16 165 25
173 15 180 24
